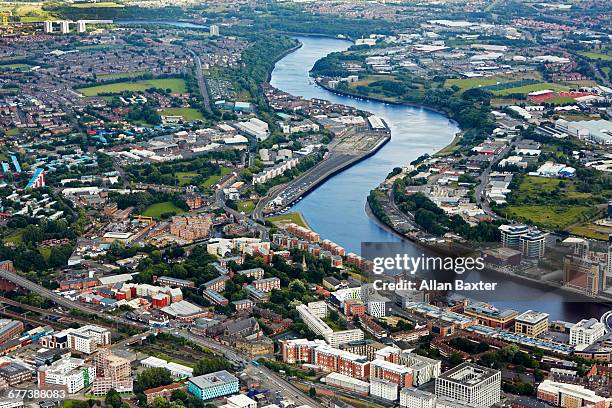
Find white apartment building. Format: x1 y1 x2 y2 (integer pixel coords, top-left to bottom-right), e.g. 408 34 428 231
400 388 436 408
38 356 96 394
370 378 399 401
308 301 328 318
399 352 442 386
569 318 605 346
366 294 388 318
325 329 364 348
296 304 333 338
435 363 501 407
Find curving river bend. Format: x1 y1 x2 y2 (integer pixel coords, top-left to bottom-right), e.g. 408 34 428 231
270 36 610 321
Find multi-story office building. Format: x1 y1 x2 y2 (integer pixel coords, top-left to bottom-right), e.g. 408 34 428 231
537 380 607 408
187 370 239 401
514 310 549 337
499 224 529 249
209 24 219 36
366 294 388 318
400 388 437 408
563 255 604 296
90 350 133 396
463 301 518 330
313 345 370 381
370 378 399 401
38 356 96 394
281 338 326 364
569 318 605 346
0 363 31 386
520 230 548 258
370 359 413 388
41 325 111 355
435 363 501 407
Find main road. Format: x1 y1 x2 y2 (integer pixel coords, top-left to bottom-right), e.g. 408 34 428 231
187 48 212 114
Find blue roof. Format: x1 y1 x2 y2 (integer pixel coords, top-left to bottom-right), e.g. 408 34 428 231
10 155 21 173
25 168 44 189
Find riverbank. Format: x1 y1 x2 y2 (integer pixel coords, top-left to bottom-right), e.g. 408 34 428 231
315 79 460 126
266 41 303 83
255 133 391 220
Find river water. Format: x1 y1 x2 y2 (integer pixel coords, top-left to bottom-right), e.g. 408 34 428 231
270 36 610 322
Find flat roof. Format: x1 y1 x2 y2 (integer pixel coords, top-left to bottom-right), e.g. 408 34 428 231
516 310 549 325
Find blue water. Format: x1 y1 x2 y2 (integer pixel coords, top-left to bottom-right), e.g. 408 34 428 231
270 36 610 321
271 36 458 254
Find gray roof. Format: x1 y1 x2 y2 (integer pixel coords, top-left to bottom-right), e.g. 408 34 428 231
189 370 238 390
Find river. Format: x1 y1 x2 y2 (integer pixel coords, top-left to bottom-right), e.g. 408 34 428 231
270 36 610 322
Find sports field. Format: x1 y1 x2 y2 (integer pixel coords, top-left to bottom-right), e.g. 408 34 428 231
77 78 187 96
492 82 569 96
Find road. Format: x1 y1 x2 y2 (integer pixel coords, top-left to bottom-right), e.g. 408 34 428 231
252 152 359 221
474 136 521 220
187 49 212 114
180 330 323 408
214 174 269 240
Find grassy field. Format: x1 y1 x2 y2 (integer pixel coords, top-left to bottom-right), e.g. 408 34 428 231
513 176 591 201
0 3 56 22
505 205 594 230
201 167 232 188
267 212 309 228
351 74 395 87
238 200 255 214
160 107 204 121
493 82 569 96
142 202 185 219
504 176 598 229
0 64 30 71
176 171 198 186
444 77 513 91
3 231 23 245
39 247 52 261
569 223 612 241
578 51 612 61
77 78 187 96
549 96 577 105
97 71 146 80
